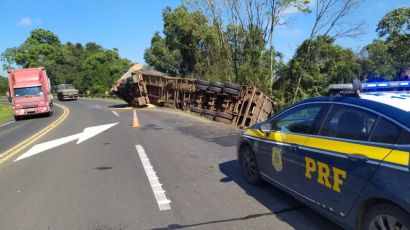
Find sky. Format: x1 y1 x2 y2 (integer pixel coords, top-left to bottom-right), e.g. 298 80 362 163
0 0 409 77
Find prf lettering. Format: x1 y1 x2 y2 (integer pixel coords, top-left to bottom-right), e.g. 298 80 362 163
305 157 347 193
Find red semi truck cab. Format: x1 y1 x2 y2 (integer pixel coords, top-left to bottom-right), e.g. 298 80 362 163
8 67 53 120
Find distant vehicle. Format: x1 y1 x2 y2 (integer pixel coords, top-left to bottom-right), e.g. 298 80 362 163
7 67 53 120
56 84 78 101
238 80 410 230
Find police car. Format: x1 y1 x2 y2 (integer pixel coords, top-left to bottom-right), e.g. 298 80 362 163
238 80 410 230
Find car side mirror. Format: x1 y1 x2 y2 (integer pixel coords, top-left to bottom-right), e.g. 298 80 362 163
260 123 272 134
7 96 12 102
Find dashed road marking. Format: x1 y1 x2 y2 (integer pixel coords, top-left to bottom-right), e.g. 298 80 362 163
135 145 171 211
112 111 119 117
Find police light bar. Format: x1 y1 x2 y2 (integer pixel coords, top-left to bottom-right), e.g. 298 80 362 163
363 81 410 90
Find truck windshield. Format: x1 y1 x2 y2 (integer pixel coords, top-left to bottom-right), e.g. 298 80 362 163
14 86 43 97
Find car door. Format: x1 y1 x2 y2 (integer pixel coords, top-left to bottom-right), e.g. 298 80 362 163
300 104 402 217
257 103 325 191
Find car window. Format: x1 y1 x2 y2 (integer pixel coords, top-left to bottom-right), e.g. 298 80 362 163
272 104 322 134
370 118 402 144
398 130 410 145
319 105 377 141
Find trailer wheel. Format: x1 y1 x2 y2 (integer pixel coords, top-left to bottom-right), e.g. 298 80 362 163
216 111 233 120
224 82 242 90
203 114 215 121
215 116 232 124
197 80 210 86
210 81 224 88
208 86 222 93
196 84 208 91
223 88 240 96
203 109 217 116
189 106 204 114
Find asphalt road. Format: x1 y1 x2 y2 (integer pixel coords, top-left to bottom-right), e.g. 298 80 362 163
0 99 342 230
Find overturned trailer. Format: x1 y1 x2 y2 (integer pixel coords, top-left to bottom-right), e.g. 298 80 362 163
111 67 274 128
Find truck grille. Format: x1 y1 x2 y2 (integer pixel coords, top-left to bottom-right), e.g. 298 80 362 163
23 104 38 109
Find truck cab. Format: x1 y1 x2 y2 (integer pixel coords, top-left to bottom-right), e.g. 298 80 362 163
7 67 53 120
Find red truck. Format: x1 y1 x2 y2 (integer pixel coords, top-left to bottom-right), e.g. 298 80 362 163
8 67 53 120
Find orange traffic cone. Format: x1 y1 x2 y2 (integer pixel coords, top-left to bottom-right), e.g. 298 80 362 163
131 109 140 128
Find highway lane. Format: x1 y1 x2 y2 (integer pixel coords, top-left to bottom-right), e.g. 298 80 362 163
0 105 63 158
0 98 341 229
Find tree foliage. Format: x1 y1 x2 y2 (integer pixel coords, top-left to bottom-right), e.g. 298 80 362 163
1 29 131 94
0 76 9 95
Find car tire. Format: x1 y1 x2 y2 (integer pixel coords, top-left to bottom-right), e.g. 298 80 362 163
223 88 240 96
215 116 232 124
197 80 210 86
239 145 262 185
190 106 204 114
216 111 233 120
203 109 217 116
224 82 241 90
361 203 410 230
196 84 208 91
14 115 21 121
210 81 224 88
208 86 222 93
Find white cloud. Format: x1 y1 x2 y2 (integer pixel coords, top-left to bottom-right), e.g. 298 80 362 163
17 17 42 27
283 0 316 15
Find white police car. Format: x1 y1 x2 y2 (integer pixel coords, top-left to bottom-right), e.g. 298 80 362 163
238 80 410 230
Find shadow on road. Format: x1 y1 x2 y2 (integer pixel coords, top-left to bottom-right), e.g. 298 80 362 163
108 104 131 109
151 160 341 230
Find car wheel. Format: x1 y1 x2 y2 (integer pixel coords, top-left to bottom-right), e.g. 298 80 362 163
239 145 262 185
362 203 410 230
14 115 21 121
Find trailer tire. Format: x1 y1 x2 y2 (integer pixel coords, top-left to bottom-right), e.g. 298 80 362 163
215 116 232 124
203 109 217 116
203 114 215 121
210 81 224 88
223 88 240 96
208 86 222 93
197 80 210 86
216 111 233 120
190 106 204 114
196 84 208 91
224 82 241 90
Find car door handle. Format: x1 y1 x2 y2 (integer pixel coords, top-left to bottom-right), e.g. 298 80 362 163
348 154 368 162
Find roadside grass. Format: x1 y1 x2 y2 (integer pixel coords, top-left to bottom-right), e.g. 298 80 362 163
0 104 13 123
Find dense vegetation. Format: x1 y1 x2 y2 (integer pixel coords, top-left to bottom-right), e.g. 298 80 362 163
1 2 408 109
1 29 131 94
0 76 8 95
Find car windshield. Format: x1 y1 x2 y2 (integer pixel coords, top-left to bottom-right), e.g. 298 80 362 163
58 84 74 90
14 86 43 97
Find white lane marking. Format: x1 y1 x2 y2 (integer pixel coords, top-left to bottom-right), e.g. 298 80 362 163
0 121 15 128
135 145 171 211
15 123 119 162
112 111 119 117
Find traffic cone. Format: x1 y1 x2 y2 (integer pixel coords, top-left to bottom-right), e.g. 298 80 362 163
131 109 140 128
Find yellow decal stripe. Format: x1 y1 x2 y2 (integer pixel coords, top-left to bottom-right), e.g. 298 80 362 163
244 129 409 166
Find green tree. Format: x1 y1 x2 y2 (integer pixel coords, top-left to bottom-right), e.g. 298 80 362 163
273 36 361 109
0 76 9 95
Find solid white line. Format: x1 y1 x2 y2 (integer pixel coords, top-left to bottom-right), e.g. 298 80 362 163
0 121 15 128
135 145 171 211
112 111 119 117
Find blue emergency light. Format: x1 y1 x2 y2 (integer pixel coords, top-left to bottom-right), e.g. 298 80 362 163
363 81 410 91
